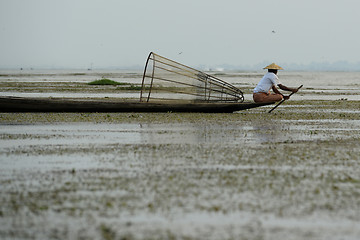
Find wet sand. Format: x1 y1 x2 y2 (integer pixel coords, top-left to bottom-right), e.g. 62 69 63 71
1 70 360 239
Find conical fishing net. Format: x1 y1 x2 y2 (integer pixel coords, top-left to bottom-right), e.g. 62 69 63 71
140 52 244 103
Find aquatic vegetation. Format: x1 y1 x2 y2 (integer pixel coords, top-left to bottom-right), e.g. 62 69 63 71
88 78 126 86
1 71 360 239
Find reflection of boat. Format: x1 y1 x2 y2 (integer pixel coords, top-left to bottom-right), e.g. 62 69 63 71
0 97 273 113
0 52 274 113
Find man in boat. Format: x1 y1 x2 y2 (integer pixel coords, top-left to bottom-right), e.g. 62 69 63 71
253 63 298 103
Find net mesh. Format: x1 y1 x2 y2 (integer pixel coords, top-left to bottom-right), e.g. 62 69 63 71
140 52 244 103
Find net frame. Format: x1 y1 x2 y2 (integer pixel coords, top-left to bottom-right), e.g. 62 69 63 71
140 52 244 103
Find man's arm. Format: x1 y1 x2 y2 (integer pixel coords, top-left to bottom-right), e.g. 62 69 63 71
272 85 282 94
278 84 299 93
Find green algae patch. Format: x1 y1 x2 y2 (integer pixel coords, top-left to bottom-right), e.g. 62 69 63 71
88 79 125 86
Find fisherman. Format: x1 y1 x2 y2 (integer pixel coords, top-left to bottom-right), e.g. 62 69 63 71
253 63 298 103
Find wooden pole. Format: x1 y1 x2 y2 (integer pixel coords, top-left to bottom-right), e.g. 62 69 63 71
268 85 303 113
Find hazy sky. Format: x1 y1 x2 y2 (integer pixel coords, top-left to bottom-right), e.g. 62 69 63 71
1 0 359 69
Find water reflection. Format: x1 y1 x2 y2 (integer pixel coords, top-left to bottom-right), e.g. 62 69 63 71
249 121 283 144
137 122 273 145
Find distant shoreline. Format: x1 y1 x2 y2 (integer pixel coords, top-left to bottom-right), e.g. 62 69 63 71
2 60 360 72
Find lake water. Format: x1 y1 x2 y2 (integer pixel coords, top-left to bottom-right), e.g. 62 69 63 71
1 69 360 100
0 70 360 240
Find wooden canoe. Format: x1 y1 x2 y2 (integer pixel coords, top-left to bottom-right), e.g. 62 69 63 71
0 96 273 113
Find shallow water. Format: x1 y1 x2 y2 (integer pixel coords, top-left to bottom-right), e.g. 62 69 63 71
1 70 360 239
1 114 360 239
1 70 360 101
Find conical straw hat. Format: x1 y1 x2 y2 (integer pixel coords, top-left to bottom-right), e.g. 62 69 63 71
263 63 284 70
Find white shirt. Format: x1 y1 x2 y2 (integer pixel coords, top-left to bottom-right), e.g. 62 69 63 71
253 72 281 93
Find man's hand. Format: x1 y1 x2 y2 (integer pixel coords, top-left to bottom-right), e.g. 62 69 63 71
283 95 290 100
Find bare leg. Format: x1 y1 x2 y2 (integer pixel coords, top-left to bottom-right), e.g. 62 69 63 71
253 93 283 103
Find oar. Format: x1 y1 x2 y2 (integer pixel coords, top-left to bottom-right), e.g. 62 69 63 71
268 85 303 113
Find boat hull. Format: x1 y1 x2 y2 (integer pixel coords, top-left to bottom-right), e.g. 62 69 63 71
0 97 273 113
